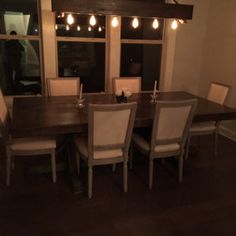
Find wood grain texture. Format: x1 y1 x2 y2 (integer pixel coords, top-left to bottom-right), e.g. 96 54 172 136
11 92 236 137
52 0 193 19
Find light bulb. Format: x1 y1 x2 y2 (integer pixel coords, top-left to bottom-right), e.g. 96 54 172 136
66 25 69 31
178 19 185 24
88 26 92 31
89 15 96 26
55 24 58 30
132 17 139 29
111 16 118 28
152 19 159 30
67 14 74 25
61 12 65 18
98 26 102 32
77 25 80 31
171 19 178 30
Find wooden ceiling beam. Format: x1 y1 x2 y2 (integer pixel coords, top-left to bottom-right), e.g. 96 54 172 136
52 0 193 20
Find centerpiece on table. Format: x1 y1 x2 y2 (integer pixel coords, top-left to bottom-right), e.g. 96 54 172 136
115 88 132 103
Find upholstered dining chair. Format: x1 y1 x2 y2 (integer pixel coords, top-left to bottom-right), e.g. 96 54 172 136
0 89 57 185
113 77 141 93
131 99 197 189
74 102 137 198
48 78 80 96
185 82 230 160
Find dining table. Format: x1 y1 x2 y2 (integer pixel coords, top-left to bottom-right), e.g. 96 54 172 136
11 91 236 194
11 91 236 138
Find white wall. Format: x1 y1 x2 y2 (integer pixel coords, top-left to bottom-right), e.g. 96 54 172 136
171 0 236 136
171 0 210 95
199 0 236 109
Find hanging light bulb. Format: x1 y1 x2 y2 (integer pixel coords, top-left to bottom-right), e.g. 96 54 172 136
77 25 81 31
66 25 70 31
152 19 159 30
55 24 58 30
132 17 139 29
89 15 96 26
178 19 186 24
111 16 118 28
88 26 92 31
171 19 178 30
98 26 102 32
61 12 65 18
67 14 74 25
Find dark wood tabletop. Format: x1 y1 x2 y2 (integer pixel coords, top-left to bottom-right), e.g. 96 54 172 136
11 91 236 137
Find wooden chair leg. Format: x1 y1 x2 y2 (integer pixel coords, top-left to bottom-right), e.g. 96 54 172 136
185 135 191 160
178 153 184 183
214 132 218 157
123 161 128 193
129 145 134 170
75 150 80 176
149 158 154 189
11 156 15 170
88 166 93 199
51 150 56 183
6 152 11 186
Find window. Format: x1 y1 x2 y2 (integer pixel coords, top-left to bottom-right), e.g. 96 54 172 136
121 16 164 90
57 42 105 92
120 44 162 90
121 17 164 40
56 15 106 38
0 0 41 95
0 0 39 35
56 14 107 92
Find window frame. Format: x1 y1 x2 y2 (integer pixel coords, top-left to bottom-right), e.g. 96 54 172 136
120 18 166 90
0 0 43 95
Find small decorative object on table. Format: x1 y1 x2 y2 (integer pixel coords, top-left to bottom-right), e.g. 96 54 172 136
150 80 159 103
77 83 85 108
115 88 132 103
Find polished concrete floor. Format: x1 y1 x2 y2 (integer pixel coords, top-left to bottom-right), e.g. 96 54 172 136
0 135 236 236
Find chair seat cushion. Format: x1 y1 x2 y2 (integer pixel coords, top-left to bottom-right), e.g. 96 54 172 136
75 137 123 159
132 133 180 153
11 137 56 151
190 122 216 133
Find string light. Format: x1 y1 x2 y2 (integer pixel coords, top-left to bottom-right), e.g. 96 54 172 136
89 15 96 26
152 19 159 30
111 16 118 28
171 19 178 30
66 25 70 31
98 26 102 32
132 17 139 29
77 25 81 31
88 26 92 31
178 19 186 24
67 14 74 25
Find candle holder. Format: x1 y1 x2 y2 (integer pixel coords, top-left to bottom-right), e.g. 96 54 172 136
76 98 85 108
150 93 158 103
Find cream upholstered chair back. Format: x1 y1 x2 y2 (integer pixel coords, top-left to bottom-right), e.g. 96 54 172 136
151 99 197 151
207 82 230 105
113 77 141 93
0 89 11 139
48 78 80 96
88 102 137 160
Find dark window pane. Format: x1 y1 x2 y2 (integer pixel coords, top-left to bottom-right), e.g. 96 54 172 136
120 44 162 90
58 42 105 92
0 39 41 95
56 15 106 38
121 17 164 40
0 0 39 35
